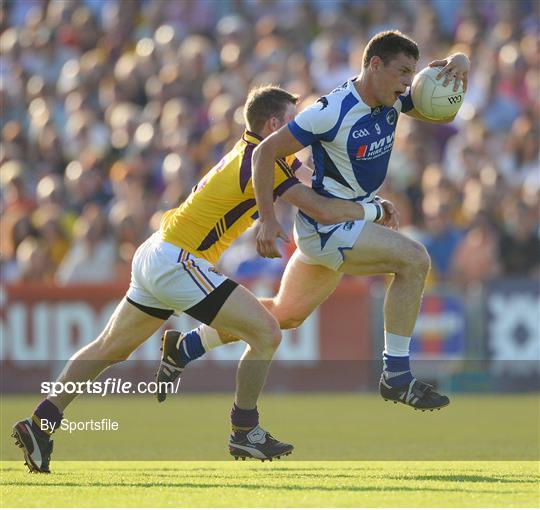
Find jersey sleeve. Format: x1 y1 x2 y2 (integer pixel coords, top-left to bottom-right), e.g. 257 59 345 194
285 155 302 172
287 98 338 146
398 89 414 113
273 160 300 197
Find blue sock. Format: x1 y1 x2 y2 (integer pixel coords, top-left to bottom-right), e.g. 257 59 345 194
383 352 413 387
178 328 206 365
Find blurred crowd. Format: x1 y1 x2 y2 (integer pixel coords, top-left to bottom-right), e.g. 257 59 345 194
1 0 538 289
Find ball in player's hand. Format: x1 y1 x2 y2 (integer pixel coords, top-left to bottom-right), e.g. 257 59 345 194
411 66 465 120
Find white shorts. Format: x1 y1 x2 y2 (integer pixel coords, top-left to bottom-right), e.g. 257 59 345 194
293 212 366 271
126 233 233 322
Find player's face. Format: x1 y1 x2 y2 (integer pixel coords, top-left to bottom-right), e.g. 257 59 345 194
374 52 417 107
268 103 297 134
279 102 297 127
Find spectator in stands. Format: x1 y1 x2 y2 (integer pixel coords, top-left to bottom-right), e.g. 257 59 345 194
0 0 537 286
498 200 540 277
451 210 501 288
14 237 55 284
56 204 116 284
421 194 464 283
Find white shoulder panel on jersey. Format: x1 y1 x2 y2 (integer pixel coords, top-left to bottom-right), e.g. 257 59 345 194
293 88 348 136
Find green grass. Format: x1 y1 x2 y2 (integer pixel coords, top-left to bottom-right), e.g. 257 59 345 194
1 394 539 506
1 461 539 507
1 394 538 461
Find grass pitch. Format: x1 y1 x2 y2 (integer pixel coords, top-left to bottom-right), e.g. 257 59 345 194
1 460 539 507
1 393 539 507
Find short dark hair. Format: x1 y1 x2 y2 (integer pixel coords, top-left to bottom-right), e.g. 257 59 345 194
243 85 299 133
362 30 419 68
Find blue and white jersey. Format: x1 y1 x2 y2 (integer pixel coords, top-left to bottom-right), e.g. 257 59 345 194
288 78 413 202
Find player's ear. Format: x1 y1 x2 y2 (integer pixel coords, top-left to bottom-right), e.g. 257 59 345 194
370 55 383 71
270 116 280 132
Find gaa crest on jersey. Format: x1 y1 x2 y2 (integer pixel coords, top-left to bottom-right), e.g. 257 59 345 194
386 109 397 125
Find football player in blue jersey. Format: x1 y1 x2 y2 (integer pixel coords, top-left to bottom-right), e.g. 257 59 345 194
157 30 470 411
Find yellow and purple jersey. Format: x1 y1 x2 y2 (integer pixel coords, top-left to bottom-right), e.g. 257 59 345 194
160 131 301 264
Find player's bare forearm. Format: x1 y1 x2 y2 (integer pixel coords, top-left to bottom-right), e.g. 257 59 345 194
253 126 305 257
253 137 287 257
282 185 365 224
317 197 367 223
252 146 278 222
253 127 303 220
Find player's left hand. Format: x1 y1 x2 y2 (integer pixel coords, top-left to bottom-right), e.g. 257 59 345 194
377 199 399 230
428 53 470 92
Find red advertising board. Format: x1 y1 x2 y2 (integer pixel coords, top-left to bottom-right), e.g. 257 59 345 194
1 279 373 391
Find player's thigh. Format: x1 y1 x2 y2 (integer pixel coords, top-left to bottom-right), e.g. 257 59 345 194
209 285 280 344
339 222 429 276
272 250 343 326
99 297 166 354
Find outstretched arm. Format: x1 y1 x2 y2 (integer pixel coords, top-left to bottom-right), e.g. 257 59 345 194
281 185 399 229
282 184 365 224
252 126 304 258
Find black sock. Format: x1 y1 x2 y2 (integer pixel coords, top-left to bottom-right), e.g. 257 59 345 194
32 399 63 439
230 404 258 433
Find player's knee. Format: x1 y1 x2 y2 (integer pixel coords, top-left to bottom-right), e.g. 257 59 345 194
258 316 282 351
400 240 430 278
280 316 306 330
271 301 307 330
411 242 431 276
267 321 283 350
220 332 239 345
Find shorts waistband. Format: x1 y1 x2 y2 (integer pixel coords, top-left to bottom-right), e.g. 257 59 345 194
151 232 184 262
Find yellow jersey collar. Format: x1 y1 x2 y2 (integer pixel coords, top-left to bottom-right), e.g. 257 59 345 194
242 130 263 145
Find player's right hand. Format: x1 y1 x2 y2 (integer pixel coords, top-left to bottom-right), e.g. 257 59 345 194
256 217 288 258
429 53 470 92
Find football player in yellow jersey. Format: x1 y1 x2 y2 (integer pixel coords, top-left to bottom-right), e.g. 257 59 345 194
159 129 303 266
12 86 389 471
